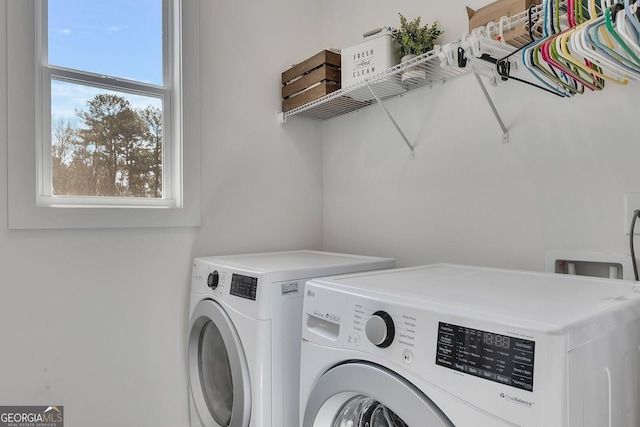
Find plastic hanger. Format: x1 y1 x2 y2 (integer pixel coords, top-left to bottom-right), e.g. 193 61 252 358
557 0 627 85
589 1 640 78
614 6 640 55
587 4 640 84
602 4 640 61
592 0 618 47
546 35 604 89
494 4 569 96
549 0 592 90
543 0 605 90
623 0 640 41
584 13 640 74
621 0 640 41
524 43 578 95
521 0 579 95
509 0 575 95
571 25 634 81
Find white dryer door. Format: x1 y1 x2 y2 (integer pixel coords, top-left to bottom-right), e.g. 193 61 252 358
303 362 454 427
189 299 251 427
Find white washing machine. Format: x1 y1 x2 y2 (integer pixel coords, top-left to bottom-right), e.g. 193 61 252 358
300 264 640 427
188 250 394 427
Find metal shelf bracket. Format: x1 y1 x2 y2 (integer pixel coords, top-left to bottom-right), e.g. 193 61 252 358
367 85 416 159
474 73 509 144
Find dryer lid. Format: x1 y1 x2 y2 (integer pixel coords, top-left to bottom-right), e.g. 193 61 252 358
195 250 394 282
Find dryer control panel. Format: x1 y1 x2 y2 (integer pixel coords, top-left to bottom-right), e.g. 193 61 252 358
436 322 535 392
230 273 258 301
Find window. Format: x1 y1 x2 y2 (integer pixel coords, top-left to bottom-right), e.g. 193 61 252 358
42 0 171 205
7 0 200 228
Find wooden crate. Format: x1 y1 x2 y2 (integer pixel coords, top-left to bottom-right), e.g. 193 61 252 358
282 50 341 112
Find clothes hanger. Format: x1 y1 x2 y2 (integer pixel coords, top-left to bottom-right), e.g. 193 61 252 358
614 4 640 55
594 0 618 48
572 0 640 78
533 0 584 94
526 43 581 94
537 0 601 91
546 34 605 89
571 24 634 81
556 0 627 85
494 4 570 96
623 0 640 41
604 4 640 63
494 0 576 95
583 9 640 75
547 0 594 91
621 0 640 41
521 0 581 95
586 0 640 79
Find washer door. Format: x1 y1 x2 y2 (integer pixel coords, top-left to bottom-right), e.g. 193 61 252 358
303 362 454 427
189 299 251 427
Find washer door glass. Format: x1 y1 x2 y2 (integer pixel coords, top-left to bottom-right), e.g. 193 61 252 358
199 320 233 425
189 299 251 427
333 395 409 427
303 362 454 427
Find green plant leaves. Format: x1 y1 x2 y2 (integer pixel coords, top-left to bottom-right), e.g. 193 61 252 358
386 13 443 57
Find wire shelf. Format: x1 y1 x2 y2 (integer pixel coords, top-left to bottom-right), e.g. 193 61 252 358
280 51 468 121
279 3 546 122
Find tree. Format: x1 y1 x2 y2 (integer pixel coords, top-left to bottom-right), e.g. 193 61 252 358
139 106 163 197
51 94 163 198
75 94 146 197
51 118 76 195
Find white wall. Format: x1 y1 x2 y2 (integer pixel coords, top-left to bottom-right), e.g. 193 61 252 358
195 0 325 255
0 1 323 426
320 0 640 271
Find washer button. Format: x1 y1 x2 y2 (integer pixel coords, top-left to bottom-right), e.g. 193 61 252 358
352 334 360 346
402 350 413 364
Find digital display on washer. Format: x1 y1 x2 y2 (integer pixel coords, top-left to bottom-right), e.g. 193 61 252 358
230 274 258 301
435 322 535 392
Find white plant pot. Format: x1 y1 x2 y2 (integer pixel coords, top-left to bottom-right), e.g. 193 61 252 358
400 54 426 83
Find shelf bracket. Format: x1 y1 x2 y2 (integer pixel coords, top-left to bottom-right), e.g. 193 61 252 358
474 73 509 144
367 84 416 158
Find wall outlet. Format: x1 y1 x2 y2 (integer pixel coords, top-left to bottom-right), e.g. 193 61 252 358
625 192 640 235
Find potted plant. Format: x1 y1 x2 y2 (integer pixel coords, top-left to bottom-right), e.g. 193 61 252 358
387 13 443 82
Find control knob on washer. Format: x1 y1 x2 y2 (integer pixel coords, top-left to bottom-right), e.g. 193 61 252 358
207 271 219 289
365 311 395 348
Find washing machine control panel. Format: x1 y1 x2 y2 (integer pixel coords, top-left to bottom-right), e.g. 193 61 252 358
346 302 419 357
436 322 536 392
342 297 538 394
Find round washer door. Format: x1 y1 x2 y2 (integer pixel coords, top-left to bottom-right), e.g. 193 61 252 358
303 362 454 427
189 299 251 427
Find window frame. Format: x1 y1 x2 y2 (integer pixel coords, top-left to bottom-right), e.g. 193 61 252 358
39 0 174 207
6 0 200 229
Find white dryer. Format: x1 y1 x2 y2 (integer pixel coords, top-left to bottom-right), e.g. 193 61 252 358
188 250 394 427
300 264 640 427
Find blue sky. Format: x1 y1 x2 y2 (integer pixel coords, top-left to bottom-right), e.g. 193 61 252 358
49 0 163 123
